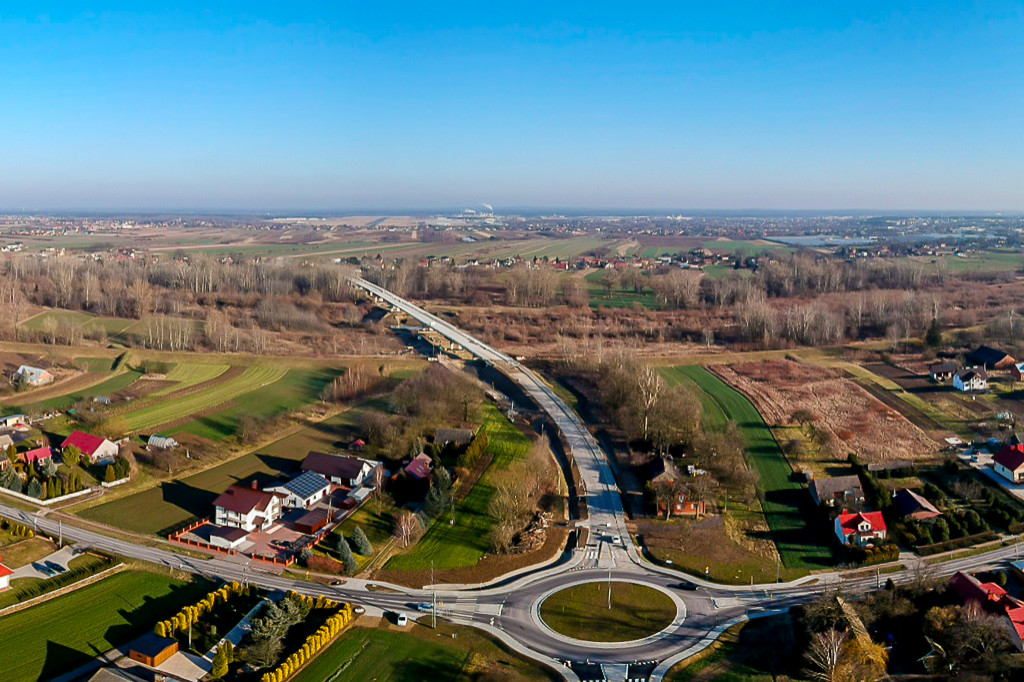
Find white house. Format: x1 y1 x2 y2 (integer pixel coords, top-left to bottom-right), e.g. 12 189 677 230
213 484 284 532
301 451 377 488
14 366 53 387
954 368 988 392
265 471 331 510
835 511 888 547
62 430 119 464
0 558 11 591
994 445 1024 484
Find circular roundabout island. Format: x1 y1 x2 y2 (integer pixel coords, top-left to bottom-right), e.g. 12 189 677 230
538 581 678 643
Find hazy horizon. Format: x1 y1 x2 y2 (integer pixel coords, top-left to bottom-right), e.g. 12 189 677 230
2 3 1023 211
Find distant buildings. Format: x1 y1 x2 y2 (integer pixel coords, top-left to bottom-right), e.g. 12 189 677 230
953 368 988 392
14 365 53 387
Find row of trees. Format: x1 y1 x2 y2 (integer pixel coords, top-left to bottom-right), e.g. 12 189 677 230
154 581 254 639
254 593 355 681
489 441 555 553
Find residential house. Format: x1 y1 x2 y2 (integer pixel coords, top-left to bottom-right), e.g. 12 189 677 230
213 483 284 532
893 488 941 521
929 362 959 382
810 475 866 508
61 430 119 464
994 444 1024 484
265 471 331 510
950 571 1024 651
834 511 888 546
147 435 178 450
21 447 53 466
953 368 988 392
1012 363 1024 382
301 451 377 488
966 346 1016 371
647 456 706 517
0 434 13 452
0 555 12 590
434 428 475 447
14 365 53 387
404 453 433 481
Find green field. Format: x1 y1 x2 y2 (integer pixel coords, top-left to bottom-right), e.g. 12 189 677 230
660 366 833 570
0 570 209 682
384 405 532 571
78 404 375 534
540 582 676 642
15 368 145 413
583 270 660 309
152 362 230 396
22 310 137 336
169 367 343 440
927 249 1023 273
121 364 288 432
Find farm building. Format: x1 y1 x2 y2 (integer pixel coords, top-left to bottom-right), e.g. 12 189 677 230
14 365 53 387
147 435 178 450
994 444 1024 484
0 414 26 428
213 483 284 532
929 362 958 382
434 427 475 446
1012 363 1024 382
966 346 1016 371
266 471 331 509
128 632 180 667
834 511 887 546
893 488 941 521
301 451 377 488
294 507 331 534
953 368 988 392
810 475 866 508
20 446 53 465
62 430 119 464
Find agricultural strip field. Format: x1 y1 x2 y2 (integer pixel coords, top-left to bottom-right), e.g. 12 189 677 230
15 368 145 413
660 365 834 570
384 404 532 571
77 401 380 535
152 362 230 396
168 367 343 440
121 364 288 432
0 570 209 682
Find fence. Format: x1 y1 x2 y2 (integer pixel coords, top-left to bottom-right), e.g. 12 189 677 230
0 485 93 506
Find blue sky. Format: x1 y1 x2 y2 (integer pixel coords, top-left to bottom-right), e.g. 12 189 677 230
1 3 1022 211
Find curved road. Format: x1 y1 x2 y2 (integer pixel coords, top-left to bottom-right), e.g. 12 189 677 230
1 280 1022 681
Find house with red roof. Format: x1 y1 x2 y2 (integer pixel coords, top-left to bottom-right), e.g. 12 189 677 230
213 482 284 532
20 447 53 466
995 444 1024 484
834 510 887 547
404 453 433 481
61 430 118 464
0 558 11 591
950 571 1024 651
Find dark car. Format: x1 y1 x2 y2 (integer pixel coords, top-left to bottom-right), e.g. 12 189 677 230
672 580 699 591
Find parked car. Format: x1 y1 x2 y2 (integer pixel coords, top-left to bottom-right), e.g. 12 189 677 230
353 606 366 615
45 561 65 574
395 612 408 626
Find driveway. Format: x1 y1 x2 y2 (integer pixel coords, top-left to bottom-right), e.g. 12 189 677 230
10 545 78 580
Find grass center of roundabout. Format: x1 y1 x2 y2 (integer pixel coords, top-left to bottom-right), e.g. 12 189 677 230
539 581 677 643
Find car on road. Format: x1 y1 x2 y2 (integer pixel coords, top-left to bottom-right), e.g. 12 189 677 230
610 535 621 545
416 603 433 612
395 612 408 626
353 606 366 615
672 580 699 591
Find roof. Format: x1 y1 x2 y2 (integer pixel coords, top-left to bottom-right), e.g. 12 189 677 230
811 475 864 499
956 368 988 382
0 561 13 578
649 456 681 483
836 511 887 536
273 471 330 499
930 361 959 374
405 453 432 479
966 345 1014 368
995 444 1024 472
61 430 111 456
22 447 52 464
208 526 249 542
295 506 331 528
213 485 279 516
129 632 179 658
951 572 1024 641
434 428 475 445
302 451 370 481
15 366 50 381
893 488 941 519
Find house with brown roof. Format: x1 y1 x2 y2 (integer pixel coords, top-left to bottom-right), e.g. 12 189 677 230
954 368 988 392
929 361 959 382
810 475 866 508
301 451 377 488
213 483 283 532
404 453 433 481
966 346 1016 371
994 444 1024 484
893 488 941 521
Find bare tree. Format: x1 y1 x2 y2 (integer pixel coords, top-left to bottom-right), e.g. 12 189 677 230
393 511 422 547
805 629 847 682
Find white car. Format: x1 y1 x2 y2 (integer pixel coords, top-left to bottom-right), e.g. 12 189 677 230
395 612 408 627
611 535 621 545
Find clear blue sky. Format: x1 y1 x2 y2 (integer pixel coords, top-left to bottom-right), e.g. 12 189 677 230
1 3 1022 212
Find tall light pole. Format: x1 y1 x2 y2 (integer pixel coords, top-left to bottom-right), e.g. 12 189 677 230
607 569 612 610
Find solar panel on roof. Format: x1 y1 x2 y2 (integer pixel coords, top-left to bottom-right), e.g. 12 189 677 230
283 471 330 498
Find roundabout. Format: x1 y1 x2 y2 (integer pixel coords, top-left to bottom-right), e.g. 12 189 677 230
537 580 682 645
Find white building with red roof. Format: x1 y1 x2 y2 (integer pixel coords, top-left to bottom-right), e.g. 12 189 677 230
213 483 284 532
995 443 1024 484
834 510 887 547
61 430 118 464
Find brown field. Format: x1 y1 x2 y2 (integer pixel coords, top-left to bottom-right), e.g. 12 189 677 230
717 359 940 465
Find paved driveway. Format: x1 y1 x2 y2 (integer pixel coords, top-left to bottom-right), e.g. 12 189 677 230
10 545 78 580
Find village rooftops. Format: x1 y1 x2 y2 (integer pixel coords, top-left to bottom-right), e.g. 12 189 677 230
302 451 370 482
966 345 1015 369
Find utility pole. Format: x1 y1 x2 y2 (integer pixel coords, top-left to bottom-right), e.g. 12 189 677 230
607 569 612 610
876 567 880 589
431 559 437 629
776 559 781 584
58 520 62 548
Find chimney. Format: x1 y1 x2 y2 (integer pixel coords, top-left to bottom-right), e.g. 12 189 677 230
251 480 259 490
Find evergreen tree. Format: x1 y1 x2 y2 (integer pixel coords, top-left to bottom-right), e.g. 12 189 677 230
351 526 372 556
104 465 117 483
336 537 357 575
925 318 942 347
26 478 43 499
210 644 230 679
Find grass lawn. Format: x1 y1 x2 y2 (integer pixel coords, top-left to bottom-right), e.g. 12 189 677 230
0 570 210 682
169 367 343 440
384 405 531 571
15 368 145 413
0 537 55 568
584 270 660 309
152 362 230 396
660 366 834 571
291 622 556 682
121 364 288 432
666 613 799 681
539 582 676 642
318 506 394 572
77 404 374 535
